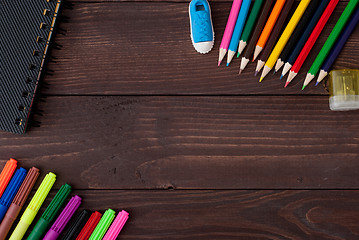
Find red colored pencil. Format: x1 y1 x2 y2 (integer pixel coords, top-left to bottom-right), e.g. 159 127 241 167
285 0 339 86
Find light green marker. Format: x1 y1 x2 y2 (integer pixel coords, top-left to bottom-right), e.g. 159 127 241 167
89 209 115 240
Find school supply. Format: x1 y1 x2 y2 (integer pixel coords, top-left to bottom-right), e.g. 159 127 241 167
189 0 215 54
0 0 64 134
89 209 115 240
0 168 27 221
255 0 295 75
260 0 311 82
218 0 243 66
43 195 82 240
317 8 359 85
63 210 92 240
76 211 102 240
285 0 339 86
0 159 17 199
27 184 72 240
0 167 39 240
103 210 129 240
9 172 56 240
281 0 330 79
253 0 286 61
303 0 358 89
237 0 264 55
275 0 322 72
227 0 251 65
328 69 359 111
239 0 274 73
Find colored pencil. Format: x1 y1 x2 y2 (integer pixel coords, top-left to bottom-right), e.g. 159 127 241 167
285 0 339 86
316 7 359 85
255 0 295 75
303 0 359 89
0 159 17 199
260 0 311 82
218 0 243 66
275 0 322 73
238 0 274 73
253 0 287 61
227 0 252 66
281 0 330 79
237 0 264 55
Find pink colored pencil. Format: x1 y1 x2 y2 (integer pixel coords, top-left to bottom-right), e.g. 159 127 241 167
285 0 339 85
218 0 243 66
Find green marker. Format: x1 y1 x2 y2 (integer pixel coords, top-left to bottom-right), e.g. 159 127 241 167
303 0 359 89
89 209 115 240
27 184 72 240
237 0 264 57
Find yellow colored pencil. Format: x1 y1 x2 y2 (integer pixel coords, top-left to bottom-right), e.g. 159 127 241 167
260 0 312 82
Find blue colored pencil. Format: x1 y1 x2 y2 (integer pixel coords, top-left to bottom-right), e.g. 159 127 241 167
227 0 251 66
0 168 27 221
280 0 330 79
316 7 359 84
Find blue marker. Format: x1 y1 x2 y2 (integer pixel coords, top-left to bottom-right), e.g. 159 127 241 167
0 168 27 221
226 0 251 66
280 0 330 78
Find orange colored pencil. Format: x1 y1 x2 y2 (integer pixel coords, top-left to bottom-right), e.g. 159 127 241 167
253 0 286 61
0 159 17 198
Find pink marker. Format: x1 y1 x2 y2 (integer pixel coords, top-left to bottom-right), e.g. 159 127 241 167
102 210 129 240
218 0 243 66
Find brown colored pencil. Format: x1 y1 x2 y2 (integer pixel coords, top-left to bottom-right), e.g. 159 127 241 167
239 0 274 74
254 0 295 75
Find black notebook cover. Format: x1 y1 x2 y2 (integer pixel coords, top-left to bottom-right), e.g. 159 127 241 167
0 0 63 134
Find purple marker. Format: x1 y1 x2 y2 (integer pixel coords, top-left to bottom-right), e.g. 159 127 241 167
43 195 82 240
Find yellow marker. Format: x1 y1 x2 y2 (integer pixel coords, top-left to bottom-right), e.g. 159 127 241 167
260 0 311 82
9 172 56 240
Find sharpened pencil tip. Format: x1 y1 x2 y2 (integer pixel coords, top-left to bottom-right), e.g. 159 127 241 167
302 85 306 91
226 62 229 67
273 71 276 75
239 69 242 75
315 81 319 86
280 75 283 80
259 77 263 83
284 82 289 88
218 61 221 67
254 71 258 77
237 53 240 58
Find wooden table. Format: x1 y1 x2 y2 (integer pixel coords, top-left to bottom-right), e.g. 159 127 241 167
1 0 359 239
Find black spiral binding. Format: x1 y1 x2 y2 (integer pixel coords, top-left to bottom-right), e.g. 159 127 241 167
0 0 66 134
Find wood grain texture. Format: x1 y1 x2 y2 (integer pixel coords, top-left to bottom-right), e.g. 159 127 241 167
1 96 359 189
45 2 359 95
22 190 359 240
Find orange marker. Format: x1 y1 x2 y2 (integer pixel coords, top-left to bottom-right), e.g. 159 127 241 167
253 0 286 61
0 159 17 198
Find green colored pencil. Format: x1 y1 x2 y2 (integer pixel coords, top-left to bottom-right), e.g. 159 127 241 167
303 0 359 89
237 0 264 56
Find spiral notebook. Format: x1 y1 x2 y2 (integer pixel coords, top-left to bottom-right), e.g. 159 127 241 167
0 0 64 134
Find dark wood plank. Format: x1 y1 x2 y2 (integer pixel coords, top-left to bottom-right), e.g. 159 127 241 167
24 190 359 239
1 96 359 189
46 2 359 95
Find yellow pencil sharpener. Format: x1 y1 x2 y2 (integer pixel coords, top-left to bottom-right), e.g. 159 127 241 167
329 69 359 111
